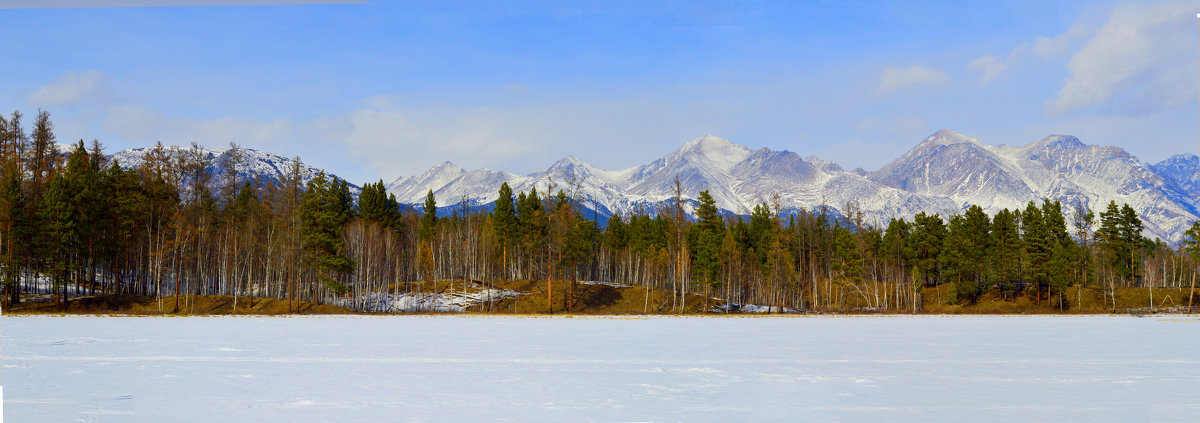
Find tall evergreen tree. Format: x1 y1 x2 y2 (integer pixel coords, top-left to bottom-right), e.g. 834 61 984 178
420 190 437 241
943 205 990 304
692 190 724 305
906 212 946 286
493 182 516 279
1184 221 1200 313
991 208 1022 297
0 166 27 306
300 171 355 296
40 174 76 309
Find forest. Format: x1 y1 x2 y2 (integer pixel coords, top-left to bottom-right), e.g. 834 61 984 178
2 110 1199 314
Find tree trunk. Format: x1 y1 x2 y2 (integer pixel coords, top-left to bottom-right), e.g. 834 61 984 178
1189 269 1196 314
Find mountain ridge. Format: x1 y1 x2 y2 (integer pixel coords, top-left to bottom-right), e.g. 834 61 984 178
92 130 1199 242
387 130 1199 242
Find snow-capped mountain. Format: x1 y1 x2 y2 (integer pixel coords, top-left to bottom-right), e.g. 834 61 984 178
1153 154 1200 202
107 144 359 195
388 130 1199 242
869 130 1199 242
385 134 950 227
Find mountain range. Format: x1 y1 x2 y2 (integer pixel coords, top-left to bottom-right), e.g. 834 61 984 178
383 129 1200 242
105 144 361 195
95 129 1200 242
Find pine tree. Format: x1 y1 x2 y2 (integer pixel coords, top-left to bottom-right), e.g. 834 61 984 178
943 205 990 304
300 171 355 296
493 182 516 279
40 174 76 310
832 225 863 289
1072 203 1095 287
906 212 946 286
1041 200 1073 307
881 218 910 268
991 208 1022 298
1184 221 1200 313
0 166 27 306
357 180 389 223
692 190 724 309
1119 204 1145 286
420 190 437 241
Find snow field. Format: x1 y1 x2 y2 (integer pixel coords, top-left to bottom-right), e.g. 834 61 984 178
3 315 1199 422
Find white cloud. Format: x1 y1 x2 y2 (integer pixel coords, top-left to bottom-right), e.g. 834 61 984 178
1049 1 1199 115
327 106 541 180
967 55 1008 83
969 24 1087 83
1031 24 1088 60
877 65 950 93
26 70 111 107
102 104 295 148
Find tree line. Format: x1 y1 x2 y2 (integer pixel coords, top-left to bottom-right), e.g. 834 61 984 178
1 110 1198 313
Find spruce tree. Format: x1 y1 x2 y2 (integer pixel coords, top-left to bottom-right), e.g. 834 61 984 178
1021 201 1050 300
300 171 355 296
1119 204 1145 285
40 174 76 309
1184 221 1200 313
0 167 27 305
1041 200 1073 306
906 212 946 286
420 189 437 241
991 208 1022 298
943 205 990 304
692 190 724 305
493 182 516 279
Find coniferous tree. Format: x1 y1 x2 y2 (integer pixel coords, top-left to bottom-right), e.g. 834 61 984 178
907 212 946 286
1021 201 1050 302
300 171 355 297
0 167 27 306
493 182 516 279
1041 200 1073 307
1184 221 1200 313
991 208 1022 298
691 190 723 309
943 205 990 304
1073 203 1096 287
40 174 76 309
1119 203 1145 285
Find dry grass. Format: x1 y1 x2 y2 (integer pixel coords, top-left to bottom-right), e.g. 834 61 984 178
918 284 1198 314
5 294 355 316
6 280 1195 316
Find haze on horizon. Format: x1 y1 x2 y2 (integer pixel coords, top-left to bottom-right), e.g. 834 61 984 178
4 0 1199 184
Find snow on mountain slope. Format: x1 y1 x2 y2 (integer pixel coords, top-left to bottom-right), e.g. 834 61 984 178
108 144 358 194
386 161 467 203
390 130 1197 241
624 135 752 213
1153 154 1200 204
869 129 1037 212
872 131 1199 242
387 134 961 226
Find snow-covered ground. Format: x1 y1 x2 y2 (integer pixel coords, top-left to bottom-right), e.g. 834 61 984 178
3 315 1199 422
713 303 801 313
577 280 631 288
328 288 521 312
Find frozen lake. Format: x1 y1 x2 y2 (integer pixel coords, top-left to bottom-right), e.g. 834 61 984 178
3 315 1199 422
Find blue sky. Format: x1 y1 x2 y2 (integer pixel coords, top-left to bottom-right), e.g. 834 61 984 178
4 0 1198 183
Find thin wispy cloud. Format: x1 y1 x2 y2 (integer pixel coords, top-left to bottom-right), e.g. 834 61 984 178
1049 1 1199 116
877 65 950 93
968 25 1087 83
26 70 111 107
